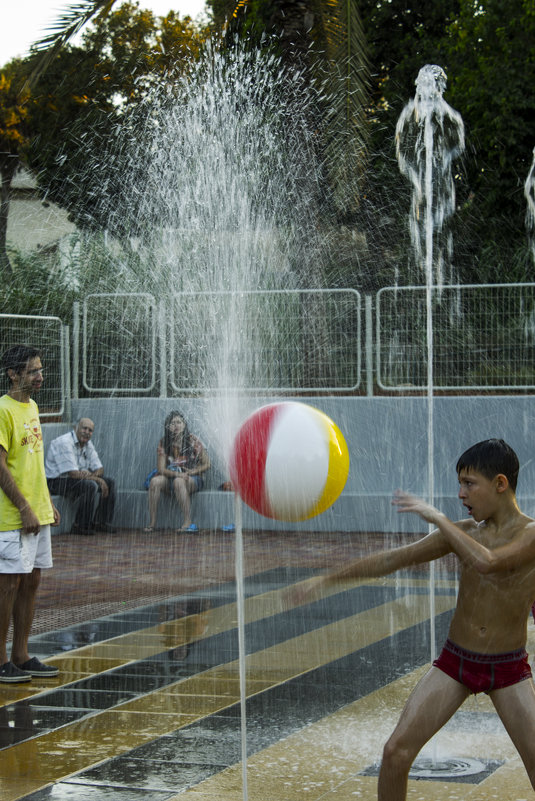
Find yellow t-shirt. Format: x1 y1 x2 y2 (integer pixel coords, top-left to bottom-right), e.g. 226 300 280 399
0 395 54 531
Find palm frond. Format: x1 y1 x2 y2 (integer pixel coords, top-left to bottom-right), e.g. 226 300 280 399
25 1 118 89
315 0 370 217
318 0 369 123
31 0 117 52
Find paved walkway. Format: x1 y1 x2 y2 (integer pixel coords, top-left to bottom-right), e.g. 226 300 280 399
31 528 384 633
1 528 530 801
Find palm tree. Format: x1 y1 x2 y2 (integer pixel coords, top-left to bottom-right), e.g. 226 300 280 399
0 65 31 276
27 0 369 223
219 0 370 219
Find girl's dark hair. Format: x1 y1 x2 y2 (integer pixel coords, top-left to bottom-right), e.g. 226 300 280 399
1 344 41 382
163 410 193 459
456 439 519 491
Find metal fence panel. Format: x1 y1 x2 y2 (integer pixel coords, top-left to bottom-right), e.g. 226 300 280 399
377 283 535 391
0 314 65 417
169 289 361 393
82 293 157 393
5 284 535 402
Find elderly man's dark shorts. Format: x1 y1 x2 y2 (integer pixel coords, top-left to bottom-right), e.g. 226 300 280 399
433 638 532 694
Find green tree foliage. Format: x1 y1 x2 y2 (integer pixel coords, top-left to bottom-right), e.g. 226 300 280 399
315 0 370 223
0 62 31 275
23 3 207 236
4 0 534 293
208 0 370 228
356 0 535 285
210 0 319 64
25 0 118 88
445 0 535 282
350 1 458 287
358 0 460 120
82 3 205 102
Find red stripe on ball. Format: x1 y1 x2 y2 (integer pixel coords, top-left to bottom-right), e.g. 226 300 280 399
229 404 282 517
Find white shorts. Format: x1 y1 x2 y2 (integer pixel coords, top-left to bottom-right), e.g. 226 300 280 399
0 526 53 574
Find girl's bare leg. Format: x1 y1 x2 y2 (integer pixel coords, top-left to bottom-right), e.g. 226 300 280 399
148 475 167 528
173 475 198 528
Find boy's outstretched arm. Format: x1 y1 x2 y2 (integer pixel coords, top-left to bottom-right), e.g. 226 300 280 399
288 520 451 606
393 490 535 573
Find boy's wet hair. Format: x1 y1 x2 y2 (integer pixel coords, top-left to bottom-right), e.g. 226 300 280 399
456 439 519 491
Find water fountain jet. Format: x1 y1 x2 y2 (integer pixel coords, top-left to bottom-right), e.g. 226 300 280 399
525 145 535 263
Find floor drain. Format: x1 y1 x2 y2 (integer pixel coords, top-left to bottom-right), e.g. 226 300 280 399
360 755 502 784
409 757 486 778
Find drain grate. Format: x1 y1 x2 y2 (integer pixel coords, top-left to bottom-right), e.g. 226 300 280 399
361 756 503 784
409 756 487 778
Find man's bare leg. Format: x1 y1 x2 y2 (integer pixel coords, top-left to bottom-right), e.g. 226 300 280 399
0 573 21 664
11 568 40 665
491 679 535 789
378 667 469 801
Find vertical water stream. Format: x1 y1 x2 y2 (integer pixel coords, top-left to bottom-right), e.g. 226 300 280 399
396 64 465 664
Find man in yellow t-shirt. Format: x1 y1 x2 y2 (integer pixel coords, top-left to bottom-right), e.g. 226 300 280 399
0 345 60 683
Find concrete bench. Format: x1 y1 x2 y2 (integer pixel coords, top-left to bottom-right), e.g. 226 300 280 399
51 487 461 534
42 420 462 534
48 488 233 534
42 396 535 534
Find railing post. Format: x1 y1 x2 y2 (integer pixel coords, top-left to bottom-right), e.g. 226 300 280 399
63 324 71 422
365 294 374 396
72 302 80 401
159 298 167 399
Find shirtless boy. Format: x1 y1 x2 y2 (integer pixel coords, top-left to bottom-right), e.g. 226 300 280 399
295 438 535 800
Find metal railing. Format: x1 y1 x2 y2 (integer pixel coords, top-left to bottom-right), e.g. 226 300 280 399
4 283 535 409
82 293 158 394
377 284 535 391
0 314 67 418
168 289 361 393
77 289 361 395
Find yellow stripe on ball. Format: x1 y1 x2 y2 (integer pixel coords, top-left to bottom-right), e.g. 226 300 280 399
299 406 349 520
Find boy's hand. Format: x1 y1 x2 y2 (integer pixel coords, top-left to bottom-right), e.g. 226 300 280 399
283 576 325 609
392 490 445 525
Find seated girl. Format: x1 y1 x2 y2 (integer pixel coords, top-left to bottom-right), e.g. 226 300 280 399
145 411 210 533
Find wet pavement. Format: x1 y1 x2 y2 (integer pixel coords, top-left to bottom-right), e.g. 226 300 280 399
0 529 532 800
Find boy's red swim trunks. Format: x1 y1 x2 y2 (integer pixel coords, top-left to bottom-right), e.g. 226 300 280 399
433 638 532 694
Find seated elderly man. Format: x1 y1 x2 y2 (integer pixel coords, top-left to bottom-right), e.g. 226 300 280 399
45 418 116 535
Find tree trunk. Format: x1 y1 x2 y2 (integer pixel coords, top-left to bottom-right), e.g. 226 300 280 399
0 157 16 278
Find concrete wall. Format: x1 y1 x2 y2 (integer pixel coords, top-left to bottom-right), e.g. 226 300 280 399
8 170 76 252
42 396 535 533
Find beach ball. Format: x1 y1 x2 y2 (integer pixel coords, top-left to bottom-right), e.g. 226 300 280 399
229 402 349 521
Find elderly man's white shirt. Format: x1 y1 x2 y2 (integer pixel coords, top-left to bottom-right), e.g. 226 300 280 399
45 429 103 478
